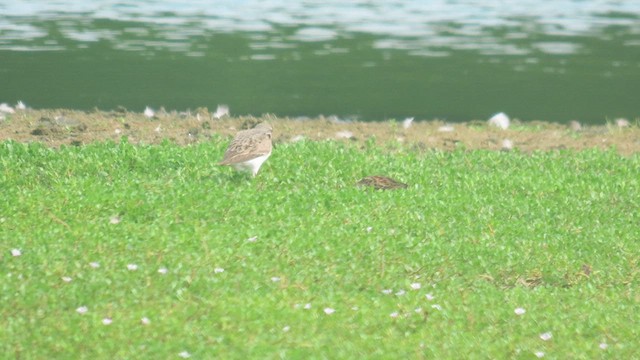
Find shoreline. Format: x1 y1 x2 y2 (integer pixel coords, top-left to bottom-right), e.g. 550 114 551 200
0 108 639 154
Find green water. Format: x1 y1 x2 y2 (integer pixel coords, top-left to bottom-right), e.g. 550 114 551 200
1 2 639 123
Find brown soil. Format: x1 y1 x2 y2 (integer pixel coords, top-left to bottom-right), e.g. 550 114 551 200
1 108 639 155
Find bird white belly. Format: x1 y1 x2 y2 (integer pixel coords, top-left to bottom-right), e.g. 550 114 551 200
232 152 271 176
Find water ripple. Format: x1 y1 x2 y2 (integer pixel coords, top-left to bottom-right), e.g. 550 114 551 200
1 0 639 55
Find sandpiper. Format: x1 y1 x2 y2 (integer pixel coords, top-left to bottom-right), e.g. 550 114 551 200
356 175 408 190
218 122 273 176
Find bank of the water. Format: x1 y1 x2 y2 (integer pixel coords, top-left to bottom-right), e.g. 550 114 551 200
0 108 638 154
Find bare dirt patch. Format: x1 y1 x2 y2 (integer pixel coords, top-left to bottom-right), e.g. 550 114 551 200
1 108 639 155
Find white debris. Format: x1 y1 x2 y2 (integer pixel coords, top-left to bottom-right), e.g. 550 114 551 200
0 103 15 114
615 118 629 128
488 112 510 130
501 139 514 150
437 124 455 132
402 117 414 129
335 130 354 139
213 104 230 119
569 120 582 131
144 106 155 118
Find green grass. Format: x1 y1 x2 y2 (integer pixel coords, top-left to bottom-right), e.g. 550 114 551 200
1 138 639 359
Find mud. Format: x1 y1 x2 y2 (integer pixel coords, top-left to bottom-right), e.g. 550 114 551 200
1 108 638 155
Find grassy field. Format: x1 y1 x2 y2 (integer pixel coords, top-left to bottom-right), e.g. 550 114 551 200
1 137 639 359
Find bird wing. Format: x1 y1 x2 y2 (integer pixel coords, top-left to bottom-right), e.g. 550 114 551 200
218 128 272 165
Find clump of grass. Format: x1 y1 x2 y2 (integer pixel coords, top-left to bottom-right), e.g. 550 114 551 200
1 139 639 358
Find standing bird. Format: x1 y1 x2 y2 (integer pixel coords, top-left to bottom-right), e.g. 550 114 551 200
218 122 273 176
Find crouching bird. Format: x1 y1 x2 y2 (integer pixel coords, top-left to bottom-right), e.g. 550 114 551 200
356 175 408 190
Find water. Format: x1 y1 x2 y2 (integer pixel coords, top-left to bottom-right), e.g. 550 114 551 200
1 0 639 123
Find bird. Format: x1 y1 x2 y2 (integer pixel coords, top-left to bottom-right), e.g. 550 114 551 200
356 175 408 190
218 122 273 176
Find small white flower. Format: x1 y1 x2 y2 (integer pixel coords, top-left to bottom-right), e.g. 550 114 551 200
390 312 399 318
178 351 191 358
425 293 435 301
351 306 359 311
540 332 552 341
282 325 290 332
599 343 608 350
11 249 21 257
214 267 224 274
382 289 392 295
109 216 121 224
62 276 72 283
127 264 138 271
271 277 281 282
514 307 526 315
247 236 258 242
431 304 442 311
414 307 423 313
158 267 168 275
366 226 373 233
141 317 151 325
76 306 88 314
323 307 335 315
395 290 406 296
102 317 112 325
303 303 312 310
144 106 155 118
410 283 421 290
534 351 545 358
89 262 100 268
